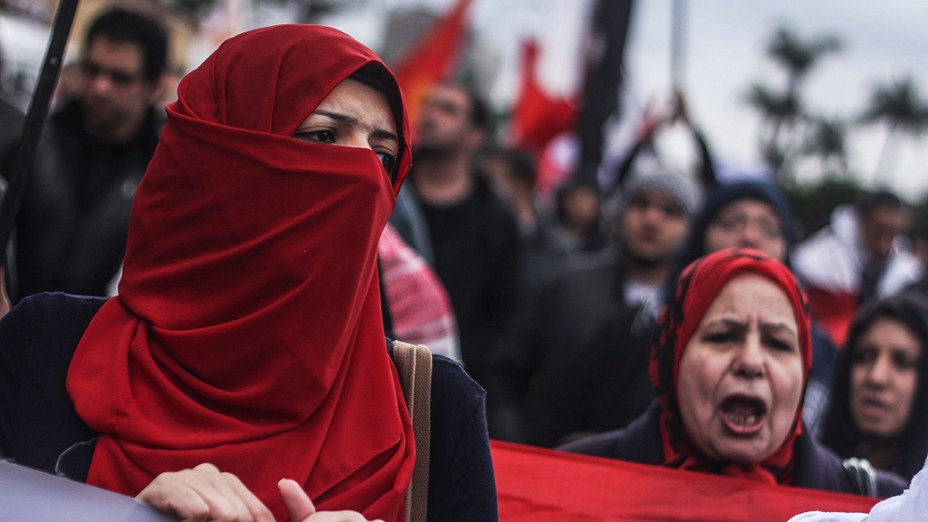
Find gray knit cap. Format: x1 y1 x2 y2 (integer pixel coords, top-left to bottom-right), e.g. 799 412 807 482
619 168 702 218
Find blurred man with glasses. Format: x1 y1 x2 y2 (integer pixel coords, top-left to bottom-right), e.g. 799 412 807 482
8 6 168 302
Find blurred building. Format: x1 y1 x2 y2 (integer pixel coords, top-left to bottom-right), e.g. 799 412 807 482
0 0 197 109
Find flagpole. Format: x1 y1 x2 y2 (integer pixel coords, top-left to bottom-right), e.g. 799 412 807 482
0 0 81 268
670 0 687 92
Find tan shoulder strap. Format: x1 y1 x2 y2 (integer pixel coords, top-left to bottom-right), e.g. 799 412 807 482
391 340 432 522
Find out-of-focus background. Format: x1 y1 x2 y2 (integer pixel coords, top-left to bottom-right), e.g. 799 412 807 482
5 0 928 230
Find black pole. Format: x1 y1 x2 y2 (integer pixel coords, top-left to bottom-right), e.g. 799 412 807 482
575 0 635 184
0 0 81 267
670 0 687 91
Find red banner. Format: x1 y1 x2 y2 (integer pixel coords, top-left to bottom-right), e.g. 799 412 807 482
492 440 879 521
509 39 576 153
392 0 473 136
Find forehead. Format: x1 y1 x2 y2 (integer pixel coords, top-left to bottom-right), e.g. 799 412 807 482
631 188 681 208
425 85 470 110
85 36 144 73
864 205 906 226
312 78 396 132
702 273 796 325
860 318 922 351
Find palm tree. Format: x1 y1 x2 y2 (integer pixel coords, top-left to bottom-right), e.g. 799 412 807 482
859 76 928 184
767 28 841 93
745 26 841 185
802 116 848 177
746 84 802 176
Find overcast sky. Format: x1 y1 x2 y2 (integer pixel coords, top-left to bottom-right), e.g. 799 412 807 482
11 0 926 199
629 1 928 199
324 0 928 200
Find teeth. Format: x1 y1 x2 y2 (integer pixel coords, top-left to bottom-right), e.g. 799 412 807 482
725 413 758 426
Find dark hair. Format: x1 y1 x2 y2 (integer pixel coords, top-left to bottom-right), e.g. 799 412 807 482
456 83 493 135
475 144 536 187
507 148 536 186
821 293 928 480
855 189 904 218
85 6 168 84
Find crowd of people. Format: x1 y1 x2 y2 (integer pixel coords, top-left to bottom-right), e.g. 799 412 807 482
1 5 927 521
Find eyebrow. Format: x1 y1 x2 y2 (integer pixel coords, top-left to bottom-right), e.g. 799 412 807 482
704 317 797 337
761 322 798 337
309 109 398 143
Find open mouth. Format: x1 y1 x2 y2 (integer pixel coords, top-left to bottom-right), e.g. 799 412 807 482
720 395 767 434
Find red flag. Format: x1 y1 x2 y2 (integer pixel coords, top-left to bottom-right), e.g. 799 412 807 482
392 0 473 134
509 39 577 153
492 441 880 521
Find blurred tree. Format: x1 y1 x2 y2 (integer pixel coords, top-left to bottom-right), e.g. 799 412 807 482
909 192 928 265
859 76 928 185
767 27 841 87
746 26 841 186
787 177 861 240
801 116 848 178
910 192 928 234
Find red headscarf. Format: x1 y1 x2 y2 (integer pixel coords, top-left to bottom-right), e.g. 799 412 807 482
649 248 812 484
66 25 414 521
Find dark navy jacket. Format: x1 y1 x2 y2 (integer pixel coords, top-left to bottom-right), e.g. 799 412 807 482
560 402 907 498
0 293 498 521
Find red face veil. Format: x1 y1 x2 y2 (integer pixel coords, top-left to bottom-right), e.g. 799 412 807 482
649 248 812 484
67 25 414 521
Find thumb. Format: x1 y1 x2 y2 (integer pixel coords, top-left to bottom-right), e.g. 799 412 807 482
278 478 315 521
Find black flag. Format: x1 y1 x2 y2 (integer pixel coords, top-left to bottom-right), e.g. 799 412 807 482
575 0 635 184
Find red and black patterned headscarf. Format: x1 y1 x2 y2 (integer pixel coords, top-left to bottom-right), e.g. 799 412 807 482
649 248 812 484
67 25 414 521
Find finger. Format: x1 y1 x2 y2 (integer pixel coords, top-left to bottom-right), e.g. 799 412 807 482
279 478 315 521
223 471 275 522
303 511 374 521
184 464 251 521
136 472 211 522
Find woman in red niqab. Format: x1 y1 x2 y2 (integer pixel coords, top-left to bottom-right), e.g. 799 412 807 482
66 24 414 521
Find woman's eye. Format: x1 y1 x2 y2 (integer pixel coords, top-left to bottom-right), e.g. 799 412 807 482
892 352 919 370
852 348 877 366
765 337 793 352
705 332 734 344
376 151 397 174
714 216 745 232
293 129 336 144
757 219 784 239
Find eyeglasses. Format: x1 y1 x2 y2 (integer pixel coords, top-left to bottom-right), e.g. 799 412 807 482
711 213 784 239
80 61 142 86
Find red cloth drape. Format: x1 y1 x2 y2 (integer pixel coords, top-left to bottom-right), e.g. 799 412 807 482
493 441 880 521
67 25 414 521
804 287 858 346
